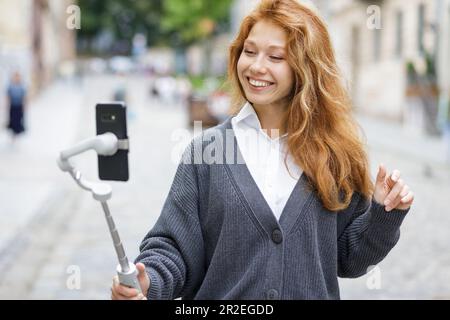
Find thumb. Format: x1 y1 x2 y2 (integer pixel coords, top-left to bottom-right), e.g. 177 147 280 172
136 263 148 280
375 163 387 186
136 263 150 292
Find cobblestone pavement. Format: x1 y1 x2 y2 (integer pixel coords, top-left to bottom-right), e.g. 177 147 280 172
0 74 449 299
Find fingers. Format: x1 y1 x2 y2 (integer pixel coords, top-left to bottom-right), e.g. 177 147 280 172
111 289 146 300
111 276 145 300
376 163 387 185
386 182 409 211
400 191 414 206
372 164 389 205
384 176 404 212
386 169 401 189
382 167 414 211
399 185 410 201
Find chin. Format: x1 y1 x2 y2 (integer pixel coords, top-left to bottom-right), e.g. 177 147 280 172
246 95 273 105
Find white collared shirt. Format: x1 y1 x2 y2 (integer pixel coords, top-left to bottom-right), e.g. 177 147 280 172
231 102 303 221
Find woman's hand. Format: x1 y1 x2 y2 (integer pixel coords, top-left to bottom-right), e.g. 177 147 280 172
373 164 414 212
111 263 150 300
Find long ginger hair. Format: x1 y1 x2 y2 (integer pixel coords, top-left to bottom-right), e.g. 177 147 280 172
227 0 374 211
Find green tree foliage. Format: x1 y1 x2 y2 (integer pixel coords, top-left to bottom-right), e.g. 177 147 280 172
77 0 232 55
162 0 233 46
77 0 166 51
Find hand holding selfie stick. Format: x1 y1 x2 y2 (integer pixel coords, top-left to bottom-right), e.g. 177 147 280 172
57 133 142 294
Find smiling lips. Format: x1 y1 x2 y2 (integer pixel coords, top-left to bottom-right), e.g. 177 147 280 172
247 77 274 89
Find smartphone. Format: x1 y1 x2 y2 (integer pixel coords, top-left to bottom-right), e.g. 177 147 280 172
96 102 129 181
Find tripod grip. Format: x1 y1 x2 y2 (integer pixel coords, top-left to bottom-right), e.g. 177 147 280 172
117 262 143 294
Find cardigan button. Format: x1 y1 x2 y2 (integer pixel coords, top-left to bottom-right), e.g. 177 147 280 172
271 229 283 244
267 289 279 300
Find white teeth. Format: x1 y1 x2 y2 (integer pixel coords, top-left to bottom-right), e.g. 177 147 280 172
249 78 272 87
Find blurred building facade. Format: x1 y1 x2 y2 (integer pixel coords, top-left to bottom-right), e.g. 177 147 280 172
323 0 450 128
0 0 76 98
186 34 232 77
231 0 260 35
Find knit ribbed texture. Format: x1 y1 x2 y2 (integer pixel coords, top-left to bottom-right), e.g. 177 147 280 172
135 117 409 300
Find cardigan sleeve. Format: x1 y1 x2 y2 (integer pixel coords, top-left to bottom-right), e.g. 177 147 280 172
337 193 409 278
134 141 206 299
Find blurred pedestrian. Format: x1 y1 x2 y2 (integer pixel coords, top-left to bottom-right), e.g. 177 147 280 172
439 93 450 164
157 75 177 106
113 72 128 103
5 72 27 144
149 78 160 101
112 72 136 121
112 0 414 300
175 75 192 108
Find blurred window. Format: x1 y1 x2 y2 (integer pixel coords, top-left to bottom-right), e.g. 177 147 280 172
373 28 382 62
395 10 404 58
418 4 426 55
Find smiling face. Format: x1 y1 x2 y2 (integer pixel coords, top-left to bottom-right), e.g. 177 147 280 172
237 19 295 112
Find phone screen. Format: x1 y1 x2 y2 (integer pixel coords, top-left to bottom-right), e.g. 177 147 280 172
96 103 129 181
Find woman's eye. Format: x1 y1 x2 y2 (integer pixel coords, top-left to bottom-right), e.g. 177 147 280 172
244 50 255 55
270 56 283 61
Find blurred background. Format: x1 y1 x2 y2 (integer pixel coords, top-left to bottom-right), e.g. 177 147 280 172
0 0 449 300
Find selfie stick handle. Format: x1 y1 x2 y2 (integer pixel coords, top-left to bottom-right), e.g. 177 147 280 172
101 201 142 293
57 133 141 294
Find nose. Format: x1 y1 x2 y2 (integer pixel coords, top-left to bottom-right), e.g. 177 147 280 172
249 55 267 74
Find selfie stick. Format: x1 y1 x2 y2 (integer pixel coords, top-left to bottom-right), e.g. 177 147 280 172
57 133 142 294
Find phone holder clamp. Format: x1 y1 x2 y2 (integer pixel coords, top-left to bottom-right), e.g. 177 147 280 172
57 132 142 294
57 133 129 201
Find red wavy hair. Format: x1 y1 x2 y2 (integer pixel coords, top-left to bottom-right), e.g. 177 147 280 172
227 0 374 211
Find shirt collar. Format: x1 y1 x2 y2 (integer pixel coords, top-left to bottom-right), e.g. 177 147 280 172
234 101 261 130
234 102 288 139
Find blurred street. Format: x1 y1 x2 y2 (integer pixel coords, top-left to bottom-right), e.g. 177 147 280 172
0 73 448 299
1 0 450 301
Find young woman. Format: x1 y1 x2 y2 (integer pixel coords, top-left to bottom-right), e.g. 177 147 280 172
112 0 414 300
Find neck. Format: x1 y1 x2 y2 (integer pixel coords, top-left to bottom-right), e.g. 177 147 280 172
252 102 289 139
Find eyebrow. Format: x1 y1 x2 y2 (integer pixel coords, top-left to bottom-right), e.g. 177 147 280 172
244 39 286 50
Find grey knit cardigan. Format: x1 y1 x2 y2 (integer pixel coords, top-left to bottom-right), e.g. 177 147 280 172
135 117 409 300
